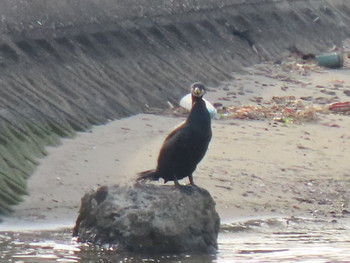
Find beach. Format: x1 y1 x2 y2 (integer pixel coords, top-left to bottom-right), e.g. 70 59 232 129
1 61 350 230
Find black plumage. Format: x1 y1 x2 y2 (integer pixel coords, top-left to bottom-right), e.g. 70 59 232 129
137 82 212 186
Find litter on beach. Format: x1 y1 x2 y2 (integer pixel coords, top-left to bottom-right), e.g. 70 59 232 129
329 101 350 112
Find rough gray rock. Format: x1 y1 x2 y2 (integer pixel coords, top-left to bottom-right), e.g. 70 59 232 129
73 184 220 253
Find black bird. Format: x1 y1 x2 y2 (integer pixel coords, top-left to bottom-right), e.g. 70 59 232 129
137 82 212 186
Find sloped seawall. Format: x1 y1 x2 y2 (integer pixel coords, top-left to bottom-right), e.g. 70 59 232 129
0 0 349 214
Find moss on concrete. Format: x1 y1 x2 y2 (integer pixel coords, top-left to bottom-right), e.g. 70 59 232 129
0 121 73 215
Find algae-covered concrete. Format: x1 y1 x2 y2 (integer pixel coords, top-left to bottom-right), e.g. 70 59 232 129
0 0 350 214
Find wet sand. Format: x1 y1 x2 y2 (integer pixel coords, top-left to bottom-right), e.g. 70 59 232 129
1 62 350 230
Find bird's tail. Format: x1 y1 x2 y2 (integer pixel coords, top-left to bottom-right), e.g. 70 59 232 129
137 169 159 182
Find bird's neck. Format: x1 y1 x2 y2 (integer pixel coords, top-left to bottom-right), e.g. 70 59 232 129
191 95 202 106
191 96 206 111
187 97 210 126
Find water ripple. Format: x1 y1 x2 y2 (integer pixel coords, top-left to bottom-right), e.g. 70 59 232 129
1 217 350 263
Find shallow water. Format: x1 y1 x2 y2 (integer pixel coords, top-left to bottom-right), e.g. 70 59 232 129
1 217 349 263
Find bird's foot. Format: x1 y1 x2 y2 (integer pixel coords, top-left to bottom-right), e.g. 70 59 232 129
174 176 195 194
176 184 195 195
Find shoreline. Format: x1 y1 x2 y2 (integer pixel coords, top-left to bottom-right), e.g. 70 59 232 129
1 62 350 231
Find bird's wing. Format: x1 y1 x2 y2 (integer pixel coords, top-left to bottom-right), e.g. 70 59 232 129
157 123 190 167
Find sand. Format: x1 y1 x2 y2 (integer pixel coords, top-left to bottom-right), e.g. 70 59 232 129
1 61 350 230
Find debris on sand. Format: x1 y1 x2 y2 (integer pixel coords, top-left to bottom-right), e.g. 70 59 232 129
316 52 343 69
329 101 350 112
148 53 350 125
217 97 324 124
216 96 350 124
153 97 350 125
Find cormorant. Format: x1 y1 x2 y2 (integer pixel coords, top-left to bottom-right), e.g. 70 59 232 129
137 82 212 186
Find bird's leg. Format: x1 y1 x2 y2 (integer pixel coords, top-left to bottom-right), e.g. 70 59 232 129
174 174 181 187
188 174 195 186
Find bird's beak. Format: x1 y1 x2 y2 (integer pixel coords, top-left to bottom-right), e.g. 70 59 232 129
193 87 205 97
193 87 201 96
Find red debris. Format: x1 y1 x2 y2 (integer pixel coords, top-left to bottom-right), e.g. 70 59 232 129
329 101 350 112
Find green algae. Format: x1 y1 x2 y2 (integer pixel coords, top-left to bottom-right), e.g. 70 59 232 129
0 121 73 215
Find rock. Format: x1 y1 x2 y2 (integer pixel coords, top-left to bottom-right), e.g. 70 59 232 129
73 184 220 253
